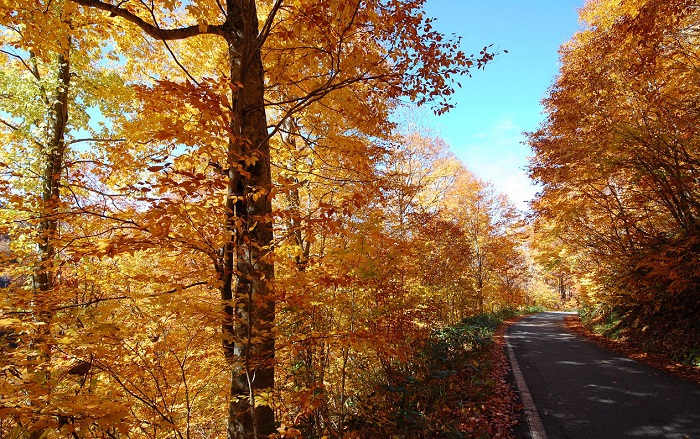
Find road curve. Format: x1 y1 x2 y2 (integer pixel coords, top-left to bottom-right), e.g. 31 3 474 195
506 312 700 439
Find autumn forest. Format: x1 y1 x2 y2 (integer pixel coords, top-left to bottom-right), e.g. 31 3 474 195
1 0 699 438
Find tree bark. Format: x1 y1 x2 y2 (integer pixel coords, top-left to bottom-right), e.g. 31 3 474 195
220 1 275 437
67 1 276 436
36 50 70 297
28 48 70 439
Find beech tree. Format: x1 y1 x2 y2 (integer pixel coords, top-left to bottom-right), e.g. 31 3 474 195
529 0 700 357
0 0 529 436
0 2 139 434
0 0 496 437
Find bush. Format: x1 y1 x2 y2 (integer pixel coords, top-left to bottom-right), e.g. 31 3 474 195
351 308 523 438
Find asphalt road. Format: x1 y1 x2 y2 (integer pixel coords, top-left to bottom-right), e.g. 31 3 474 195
506 312 700 439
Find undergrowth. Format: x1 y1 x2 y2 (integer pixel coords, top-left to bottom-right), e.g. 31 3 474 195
579 305 700 367
354 309 522 438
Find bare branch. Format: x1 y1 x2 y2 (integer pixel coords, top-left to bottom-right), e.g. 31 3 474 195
0 49 42 81
256 0 284 50
51 281 210 311
142 2 200 85
0 117 21 132
67 137 126 145
68 0 225 40
52 295 129 310
0 118 47 149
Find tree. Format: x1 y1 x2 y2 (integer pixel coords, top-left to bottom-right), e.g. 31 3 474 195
36 0 496 437
0 2 136 433
529 0 700 355
441 173 524 313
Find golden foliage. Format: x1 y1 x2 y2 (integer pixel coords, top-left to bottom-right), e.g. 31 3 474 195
0 1 525 437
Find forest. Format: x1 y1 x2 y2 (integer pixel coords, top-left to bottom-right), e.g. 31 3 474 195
529 0 700 367
1 0 698 438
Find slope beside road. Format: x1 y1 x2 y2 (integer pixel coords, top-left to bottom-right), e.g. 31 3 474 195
506 312 700 439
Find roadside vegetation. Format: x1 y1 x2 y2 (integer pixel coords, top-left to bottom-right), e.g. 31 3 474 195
357 308 536 438
529 0 700 373
0 1 563 437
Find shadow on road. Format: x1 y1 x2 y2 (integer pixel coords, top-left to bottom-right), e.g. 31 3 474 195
507 312 700 439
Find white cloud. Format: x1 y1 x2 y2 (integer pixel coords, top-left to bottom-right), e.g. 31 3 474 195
449 117 539 210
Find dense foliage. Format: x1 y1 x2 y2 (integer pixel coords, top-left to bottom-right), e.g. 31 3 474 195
348 309 523 438
529 0 700 364
0 1 545 437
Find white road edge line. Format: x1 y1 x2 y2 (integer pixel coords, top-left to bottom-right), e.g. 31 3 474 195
505 335 549 439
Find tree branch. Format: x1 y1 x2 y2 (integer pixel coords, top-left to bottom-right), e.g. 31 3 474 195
50 281 210 311
0 117 20 132
68 0 225 40
0 49 41 81
256 0 284 50
67 137 126 145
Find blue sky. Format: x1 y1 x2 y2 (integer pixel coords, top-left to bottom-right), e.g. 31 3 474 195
421 0 584 209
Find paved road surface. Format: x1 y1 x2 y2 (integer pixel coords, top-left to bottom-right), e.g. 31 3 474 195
506 312 700 439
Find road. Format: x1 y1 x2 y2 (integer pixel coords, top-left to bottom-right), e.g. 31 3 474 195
506 312 700 439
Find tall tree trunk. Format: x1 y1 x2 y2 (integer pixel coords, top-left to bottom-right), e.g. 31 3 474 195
475 254 484 314
36 50 70 297
220 1 275 437
29 48 70 439
65 1 276 436
283 118 310 271
558 275 566 301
